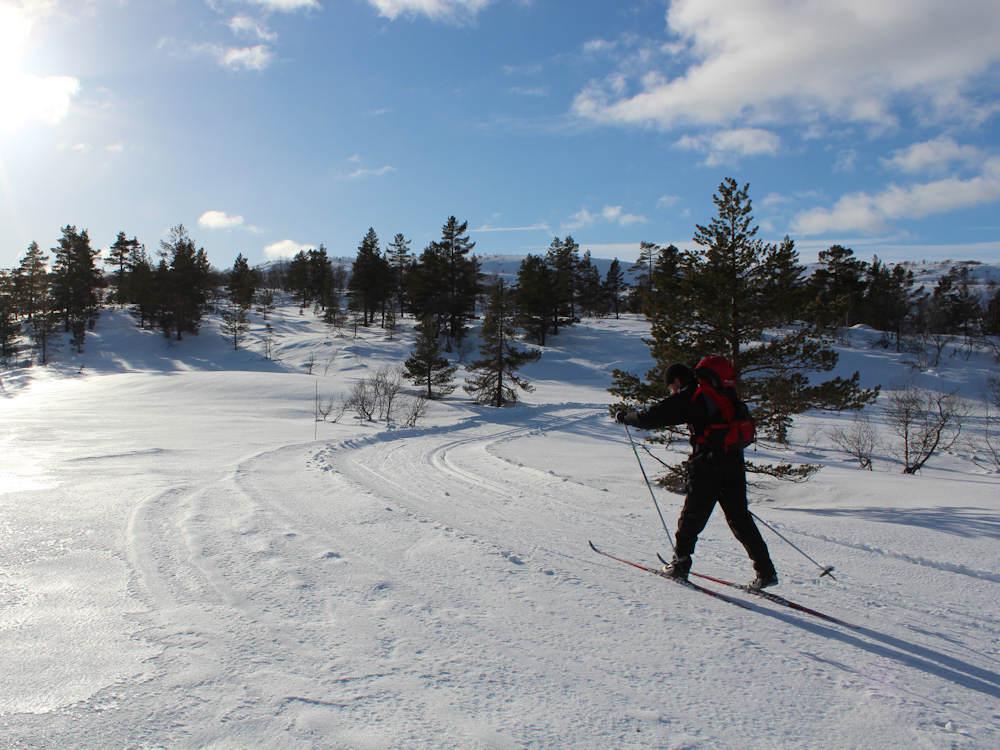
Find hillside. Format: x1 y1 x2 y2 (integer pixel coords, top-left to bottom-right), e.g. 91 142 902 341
1 303 998 749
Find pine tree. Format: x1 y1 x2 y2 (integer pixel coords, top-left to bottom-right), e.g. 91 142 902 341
434 216 480 346
464 279 540 407
576 250 604 317
387 233 412 318
602 258 626 319
628 241 660 313
807 245 868 329
220 304 250 350
14 241 49 322
403 315 457 399
984 283 1000 336
514 254 554 344
611 178 878 449
159 225 212 340
127 242 156 328
227 253 259 310
348 228 391 326
0 271 20 364
50 225 101 352
861 256 916 349
286 251 312 309
545 235 580 331
106 232 139 306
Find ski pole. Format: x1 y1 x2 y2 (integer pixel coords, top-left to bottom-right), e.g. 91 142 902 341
624 423 676 553
639 444 835 579
747 512 836 580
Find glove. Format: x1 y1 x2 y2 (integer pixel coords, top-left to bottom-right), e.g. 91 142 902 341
615 409 636 425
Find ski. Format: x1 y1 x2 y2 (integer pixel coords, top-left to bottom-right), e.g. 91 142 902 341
589 541 754 612
657 553 858 630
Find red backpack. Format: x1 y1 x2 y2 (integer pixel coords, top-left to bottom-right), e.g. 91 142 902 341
691 356 756 452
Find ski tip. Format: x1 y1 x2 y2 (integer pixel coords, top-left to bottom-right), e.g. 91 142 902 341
819 566 836 580
588 540 599 552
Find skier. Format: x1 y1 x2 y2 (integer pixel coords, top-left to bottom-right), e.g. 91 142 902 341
615 357 779 590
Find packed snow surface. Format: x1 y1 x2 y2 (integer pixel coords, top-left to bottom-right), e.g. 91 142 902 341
1 305 998 749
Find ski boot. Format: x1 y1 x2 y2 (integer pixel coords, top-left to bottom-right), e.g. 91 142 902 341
660 555 691 581
748 570 779 591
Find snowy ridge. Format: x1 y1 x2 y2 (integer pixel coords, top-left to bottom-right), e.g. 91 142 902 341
1 302 999 748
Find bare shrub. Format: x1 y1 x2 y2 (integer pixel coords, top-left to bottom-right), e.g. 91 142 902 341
400 395 428 428
885 385 967 474
372 365 404 423
346 379 377 421
829 413 878 470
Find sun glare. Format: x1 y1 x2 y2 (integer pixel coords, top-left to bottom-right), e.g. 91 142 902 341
0 5 80 135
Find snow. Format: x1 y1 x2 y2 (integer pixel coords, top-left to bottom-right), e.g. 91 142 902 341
1 302 999 748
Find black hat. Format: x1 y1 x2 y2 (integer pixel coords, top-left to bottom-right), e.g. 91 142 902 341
665 363 694 388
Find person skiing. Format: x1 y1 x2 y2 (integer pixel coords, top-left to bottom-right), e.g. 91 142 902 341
615 357 778 590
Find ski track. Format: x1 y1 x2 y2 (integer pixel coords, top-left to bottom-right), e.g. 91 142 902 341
7 405 999 748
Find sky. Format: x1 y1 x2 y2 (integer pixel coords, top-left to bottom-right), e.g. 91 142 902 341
1 0 1000 271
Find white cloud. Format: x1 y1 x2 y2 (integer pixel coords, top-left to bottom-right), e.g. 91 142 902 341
564 208 597 231
792 157 1000 234
366 0 491 22
347 153 363 163
264 239 312 259
228 15 278 42
199 210 246 230
675 128 780 166
564 205 647 232
834 149 858 173
348 165 396 178
882 136 983 174
572 0 1000 130
657 194 680 208
601 205 647 226
219 44 273 71
246 0 321 11
583 38 617 54
105 142 125 153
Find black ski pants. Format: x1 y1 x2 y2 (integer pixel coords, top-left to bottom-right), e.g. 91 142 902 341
675 453 775 576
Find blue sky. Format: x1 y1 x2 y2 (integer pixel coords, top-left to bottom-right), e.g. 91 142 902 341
2 0 1000 271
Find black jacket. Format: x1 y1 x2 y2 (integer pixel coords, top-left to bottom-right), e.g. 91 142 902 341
622 385 736 461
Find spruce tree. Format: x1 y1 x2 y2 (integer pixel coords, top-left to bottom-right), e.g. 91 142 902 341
403 315 457 399
464 279 540 407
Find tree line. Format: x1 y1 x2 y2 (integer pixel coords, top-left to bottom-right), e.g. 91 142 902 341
3 183 1000 423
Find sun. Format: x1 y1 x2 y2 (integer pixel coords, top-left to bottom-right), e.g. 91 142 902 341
0 4 79 135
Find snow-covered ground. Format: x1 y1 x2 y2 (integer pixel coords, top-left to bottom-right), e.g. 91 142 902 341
1 303 998 749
